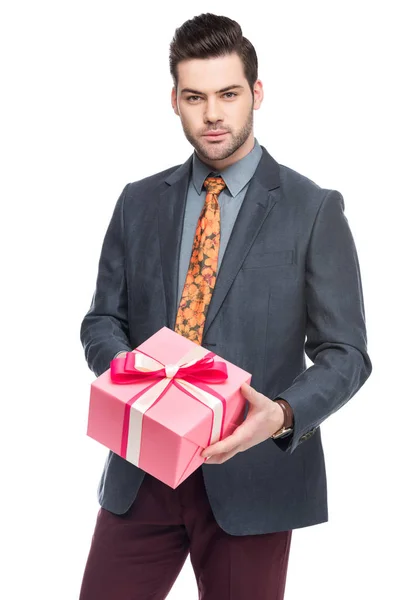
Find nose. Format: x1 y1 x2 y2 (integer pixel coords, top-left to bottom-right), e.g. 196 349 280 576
203 98 223 125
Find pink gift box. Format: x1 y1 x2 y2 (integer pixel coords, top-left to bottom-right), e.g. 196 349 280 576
87 327 252 488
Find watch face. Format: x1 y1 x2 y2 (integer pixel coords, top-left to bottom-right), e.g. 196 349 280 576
273 428 293 439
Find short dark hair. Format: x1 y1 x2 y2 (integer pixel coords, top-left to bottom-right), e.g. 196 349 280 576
169 13 258 97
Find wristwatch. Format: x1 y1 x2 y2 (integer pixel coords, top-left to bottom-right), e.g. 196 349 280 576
271 399 294 439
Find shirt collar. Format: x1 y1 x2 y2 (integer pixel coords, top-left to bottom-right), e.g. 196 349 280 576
192 138 263 198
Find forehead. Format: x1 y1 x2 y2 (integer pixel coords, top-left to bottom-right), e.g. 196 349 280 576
177 53 246 93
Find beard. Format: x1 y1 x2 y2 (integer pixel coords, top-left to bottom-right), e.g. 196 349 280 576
181 104 254 163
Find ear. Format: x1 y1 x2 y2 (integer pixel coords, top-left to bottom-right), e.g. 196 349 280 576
253 80 264 111
171 87 180 116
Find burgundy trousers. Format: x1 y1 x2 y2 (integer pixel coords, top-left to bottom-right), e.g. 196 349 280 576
79 466 292 600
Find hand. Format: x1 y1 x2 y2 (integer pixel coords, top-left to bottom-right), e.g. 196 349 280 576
200 382 285 465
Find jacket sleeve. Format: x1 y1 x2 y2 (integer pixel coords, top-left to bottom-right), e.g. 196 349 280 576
272 189 372 453
80 184 132 377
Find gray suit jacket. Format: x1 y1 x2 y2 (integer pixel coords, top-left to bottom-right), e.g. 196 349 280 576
80 146 372 535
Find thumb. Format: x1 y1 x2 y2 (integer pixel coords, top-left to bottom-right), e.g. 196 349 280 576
240 382 264 406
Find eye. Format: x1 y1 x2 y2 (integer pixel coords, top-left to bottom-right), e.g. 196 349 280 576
186 92 238 102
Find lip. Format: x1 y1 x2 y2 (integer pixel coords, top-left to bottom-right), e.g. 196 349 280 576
203 131 228 137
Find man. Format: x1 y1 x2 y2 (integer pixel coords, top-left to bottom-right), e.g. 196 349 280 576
79 12 372 600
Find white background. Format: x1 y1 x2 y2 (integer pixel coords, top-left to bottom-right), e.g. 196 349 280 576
1 1 399 598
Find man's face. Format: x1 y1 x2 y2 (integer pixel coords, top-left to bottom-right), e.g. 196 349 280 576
172 53 263 165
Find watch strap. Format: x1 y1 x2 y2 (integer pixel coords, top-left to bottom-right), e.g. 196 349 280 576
274 399 294 428
271 399 294 439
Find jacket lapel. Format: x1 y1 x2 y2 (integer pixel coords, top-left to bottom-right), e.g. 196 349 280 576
158 155 192 329
202 146 281 339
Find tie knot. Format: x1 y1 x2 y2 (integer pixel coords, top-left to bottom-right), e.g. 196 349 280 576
204 176 226 196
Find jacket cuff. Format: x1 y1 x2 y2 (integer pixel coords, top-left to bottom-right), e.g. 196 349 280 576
271 392 319 454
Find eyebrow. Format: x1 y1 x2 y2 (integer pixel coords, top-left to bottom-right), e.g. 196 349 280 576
180 85 245 95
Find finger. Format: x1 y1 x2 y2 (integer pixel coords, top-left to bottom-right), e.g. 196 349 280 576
240 382 264 405
202 426 248 457
202 438 235 457
205 447 241 464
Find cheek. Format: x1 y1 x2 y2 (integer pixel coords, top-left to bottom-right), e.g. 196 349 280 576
233 103 248 122
181 110 202 131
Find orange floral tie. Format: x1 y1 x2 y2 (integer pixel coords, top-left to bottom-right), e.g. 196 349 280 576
175 176 227 345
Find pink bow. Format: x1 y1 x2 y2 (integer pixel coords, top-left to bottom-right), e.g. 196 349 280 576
110 350 228 385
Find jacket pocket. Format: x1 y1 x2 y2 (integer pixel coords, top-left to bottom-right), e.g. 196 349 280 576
241 249 294 269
